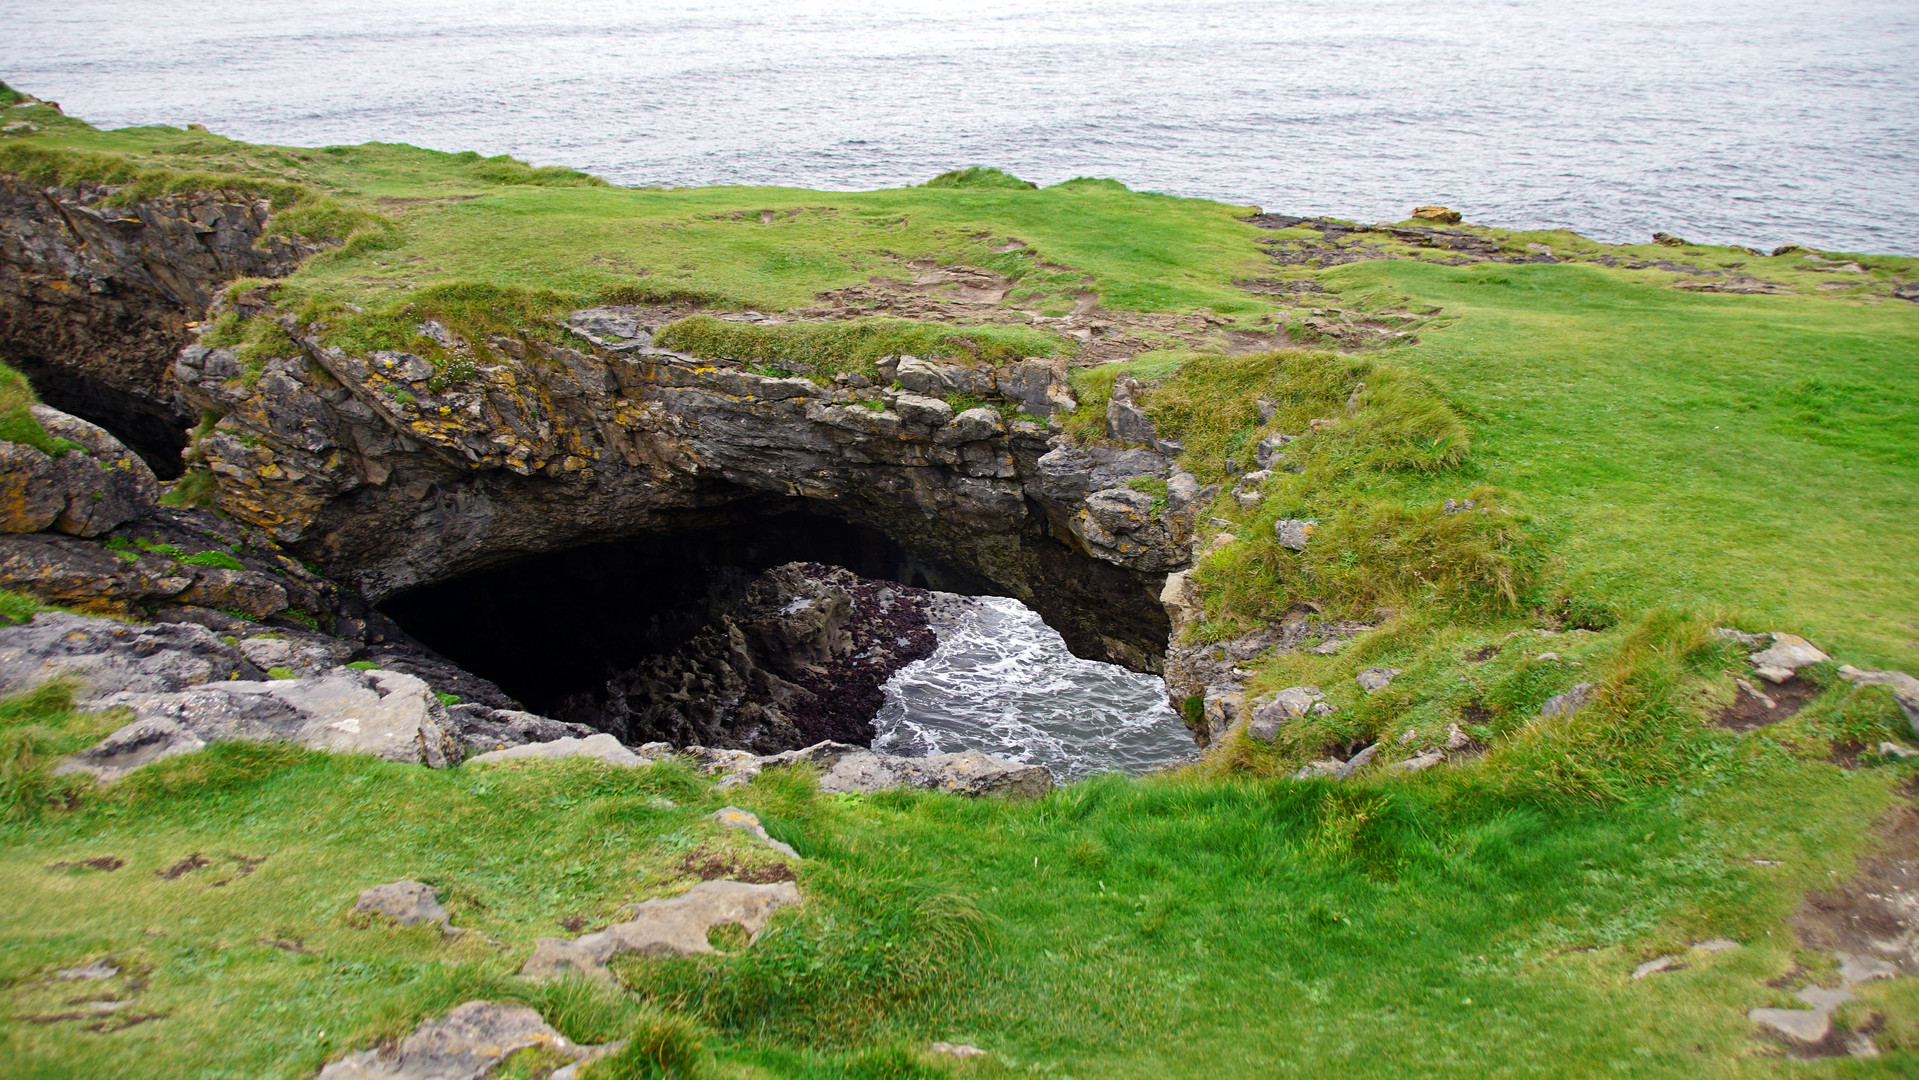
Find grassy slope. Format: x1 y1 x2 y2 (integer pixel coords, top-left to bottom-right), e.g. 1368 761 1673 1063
1347 259 1919 670
4 98 1919 1076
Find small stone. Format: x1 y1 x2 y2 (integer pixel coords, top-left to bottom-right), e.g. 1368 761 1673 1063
1309 638 1346 655
1736 679 1777 710
1397 729 1417 745
1445 723 1472 751
55 960 119 980
1693 938 1740 953
354 880 449 928
1540 682 1595 720
1356 667 1400 692
1274 519 1316 552
1536 652 1560 663
1836 950 1899 982
1877 742 1919 760
1336 743 1378 779
1749 633 1828 683
929 1043 987 1058
1389 750 1443 774
1748 1007 1828 1044
711 806 800 859
1632 956 1678 979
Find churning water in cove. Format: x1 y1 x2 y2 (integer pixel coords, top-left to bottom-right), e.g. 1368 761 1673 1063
3 0 1916 254
874 597 1191 781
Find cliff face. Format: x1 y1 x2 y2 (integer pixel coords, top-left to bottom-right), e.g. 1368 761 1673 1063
0 177 314 474
171 310 1202 673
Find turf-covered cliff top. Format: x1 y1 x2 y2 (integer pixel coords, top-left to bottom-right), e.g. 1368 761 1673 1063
7 87 1911 672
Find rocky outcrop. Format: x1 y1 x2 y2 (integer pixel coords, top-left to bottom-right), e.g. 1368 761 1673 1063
705 739 1054 798
318 1001 604 1080
168 306 1191 672
0 176 317 473
583 562 938 752
0 406 157 535
521 879 803 986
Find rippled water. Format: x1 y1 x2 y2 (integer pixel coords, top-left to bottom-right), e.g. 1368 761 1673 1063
3 0 1915 253
873 596 1193 780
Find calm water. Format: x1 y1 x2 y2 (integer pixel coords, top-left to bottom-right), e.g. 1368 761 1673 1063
874 596 1192 780
2 0 1915 254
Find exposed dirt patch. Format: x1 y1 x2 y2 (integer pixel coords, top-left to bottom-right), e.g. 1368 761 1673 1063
1460 699 1494 724
156 854 211 880
1465 645 1499 663
558 914 591 933
46 856 123 872
678 850 796 885
1716 678 1821 732
1793 798 1919 976
208 853 267 887
1771 1014 1885 1061
258 937 321 955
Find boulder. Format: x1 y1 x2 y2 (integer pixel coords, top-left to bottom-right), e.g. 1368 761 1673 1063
1356 667 1401 693
761 740 1053 798
58 667 463 780
0 611 259 699
1540 682 1596 720
319 1000 593 1080
1336 743 1379 778
892 392 954 435
521 880 802 985
0 406 160 538
1412 206 1462 224
354 880 449 928
1274 519 1316 552
466 732 649 768
995 358 1076 418
1246 687 1325 743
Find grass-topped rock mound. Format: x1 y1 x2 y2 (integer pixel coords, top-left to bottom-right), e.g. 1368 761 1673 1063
1 87 1918 1077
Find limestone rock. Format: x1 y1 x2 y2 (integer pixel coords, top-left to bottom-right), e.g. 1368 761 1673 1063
59 667 463 780
995 358 1075 417
467 732 648 768
318 1000 590 1079
1747 1006 1829 1045
762 740 1054 798
1204 684 1247 742
354 880 449 927
1540 682 1595 720
1750 633 1828 684
1357 667 1400 692
1336 743 1379 779
1837 665 1919 732
711 805 800 858
1389 750 1444 774
0 611 259 699
930 1043 988 1058
0 407 159 537
1412 206 1463 224
1274 519 1316 552
522 880 802 985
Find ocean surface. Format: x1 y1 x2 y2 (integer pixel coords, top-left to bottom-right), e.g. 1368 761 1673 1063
874 596 1192 780
2 0 1915 254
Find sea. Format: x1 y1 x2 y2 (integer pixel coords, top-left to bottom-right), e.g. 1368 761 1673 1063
4 0 1912 774
1 0 1914 254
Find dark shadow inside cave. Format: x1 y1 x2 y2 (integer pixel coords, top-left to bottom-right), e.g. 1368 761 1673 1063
378 503 999 720
14 360 189 479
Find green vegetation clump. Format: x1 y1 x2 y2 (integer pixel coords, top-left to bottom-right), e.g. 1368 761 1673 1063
921 167 1036 190
180 550 245 572
0 362 82 457
656 316 1065 381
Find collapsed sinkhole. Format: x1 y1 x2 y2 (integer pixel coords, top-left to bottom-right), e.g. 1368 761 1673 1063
379 508 1001 730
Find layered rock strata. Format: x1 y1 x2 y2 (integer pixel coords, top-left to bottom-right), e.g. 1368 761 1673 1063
169 306 1203 672
0 177 316 472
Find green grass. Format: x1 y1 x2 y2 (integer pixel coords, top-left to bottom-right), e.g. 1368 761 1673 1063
1 676 1914 1077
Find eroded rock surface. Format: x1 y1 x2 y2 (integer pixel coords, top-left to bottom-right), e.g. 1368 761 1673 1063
521 879 802 985
582 562 938 752
318 1000 594 1080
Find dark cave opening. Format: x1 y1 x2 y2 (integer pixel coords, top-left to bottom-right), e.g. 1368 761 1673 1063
14 360 189 479
378 504 998 720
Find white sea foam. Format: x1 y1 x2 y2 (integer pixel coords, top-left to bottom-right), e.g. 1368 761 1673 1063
873 595 1192 781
